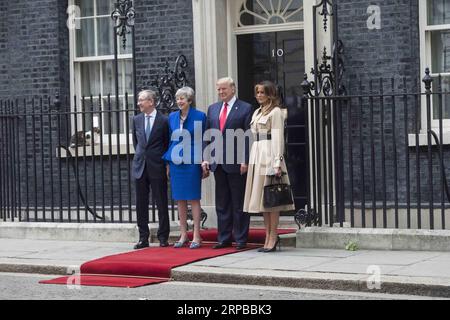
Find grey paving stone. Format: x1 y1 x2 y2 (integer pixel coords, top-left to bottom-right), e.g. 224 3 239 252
426 253 450 262
305 262 405 275
189 256 254 267
337 251 442 266
220 255 335 271
274 248 362 258
389 262 450 278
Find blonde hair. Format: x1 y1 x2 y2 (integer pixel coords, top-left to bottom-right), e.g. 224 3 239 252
216 77 236 89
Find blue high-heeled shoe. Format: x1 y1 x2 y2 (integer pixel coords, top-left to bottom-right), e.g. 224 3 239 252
189 241 201 249
173 238 189 248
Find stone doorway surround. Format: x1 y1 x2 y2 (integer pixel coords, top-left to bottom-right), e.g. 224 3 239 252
191 0 323 227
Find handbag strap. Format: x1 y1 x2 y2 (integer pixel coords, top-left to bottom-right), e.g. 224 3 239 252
269 173 285 184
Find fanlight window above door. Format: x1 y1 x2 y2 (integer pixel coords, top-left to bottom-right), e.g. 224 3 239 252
238 0 304 27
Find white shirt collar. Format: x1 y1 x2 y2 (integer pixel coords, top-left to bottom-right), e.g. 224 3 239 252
221 96 237 117
223 96 237 109
145 109 157 118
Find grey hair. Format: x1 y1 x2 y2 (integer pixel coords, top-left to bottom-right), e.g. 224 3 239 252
138 89 157 102
216 77 236 89
175 86 195 104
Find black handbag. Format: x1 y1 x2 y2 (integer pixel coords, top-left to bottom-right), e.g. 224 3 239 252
263 175 294 208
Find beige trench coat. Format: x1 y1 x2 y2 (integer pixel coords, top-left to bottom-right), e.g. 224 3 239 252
243 106 295 213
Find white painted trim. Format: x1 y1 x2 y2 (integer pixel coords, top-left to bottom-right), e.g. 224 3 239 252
303 0 314 79
192 0 219 112
424 24 450 31
233 22 303 34
303 0 315 214
227 0 240 92
192 0 220 207
76 14 111 20
419 0 450 134
419 0 428 133
408 132 450 147
303 0 334 216
193 0 311 106
192 0 316 208
57 141 136 158
234 0 304 29
69 0 76 114
227 0 310 95
74 54 132 62
68 0 134 145
431 72 450 77
227 2 238 92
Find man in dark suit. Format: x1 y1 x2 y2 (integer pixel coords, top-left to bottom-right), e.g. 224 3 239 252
202 77 253 250
132 90 170 249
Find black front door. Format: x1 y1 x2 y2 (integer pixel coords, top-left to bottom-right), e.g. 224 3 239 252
237 30 307 211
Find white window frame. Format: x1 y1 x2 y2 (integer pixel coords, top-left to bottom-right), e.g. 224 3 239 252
234 0 305 34
68 0 134 147
419 0 450 132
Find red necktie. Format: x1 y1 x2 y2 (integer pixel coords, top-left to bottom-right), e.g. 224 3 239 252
219 102 228 132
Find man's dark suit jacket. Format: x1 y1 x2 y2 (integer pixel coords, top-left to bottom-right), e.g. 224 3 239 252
132 111 169 179
205 99 253 173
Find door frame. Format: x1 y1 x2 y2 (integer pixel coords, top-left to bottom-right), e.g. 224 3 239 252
192 0 318 110
191 0 329 215
227 0 314 97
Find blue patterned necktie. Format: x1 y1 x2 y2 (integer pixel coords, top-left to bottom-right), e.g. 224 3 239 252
145 115 152 141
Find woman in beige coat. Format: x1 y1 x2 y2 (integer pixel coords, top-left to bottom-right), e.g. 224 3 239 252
243 81 295 252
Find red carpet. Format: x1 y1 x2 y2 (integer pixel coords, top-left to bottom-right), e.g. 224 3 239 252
40 228 296 288
41 275 167 288
188 228 296 244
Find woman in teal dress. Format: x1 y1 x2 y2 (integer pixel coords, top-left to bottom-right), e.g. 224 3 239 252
163 87 207 249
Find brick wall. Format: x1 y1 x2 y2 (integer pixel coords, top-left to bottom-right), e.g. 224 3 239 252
336 0 449 208
0 0 194 219
0 0 196 99
0 0 68 99
134 0 195 93
0 1 7 97
337 0 420 85
3 0 445 223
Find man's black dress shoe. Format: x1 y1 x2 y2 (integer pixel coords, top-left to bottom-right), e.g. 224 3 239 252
133 241 149 250
212 242 232 249
159 241 169 247
235 243 247 250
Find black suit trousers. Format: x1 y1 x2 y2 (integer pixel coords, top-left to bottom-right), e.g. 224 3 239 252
135 164 170 242
214 165 250 244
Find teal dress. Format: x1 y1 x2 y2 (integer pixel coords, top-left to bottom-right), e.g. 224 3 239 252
162 107 206 200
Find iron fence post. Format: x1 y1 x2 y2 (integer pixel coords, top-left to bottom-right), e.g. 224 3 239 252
423 68 434 229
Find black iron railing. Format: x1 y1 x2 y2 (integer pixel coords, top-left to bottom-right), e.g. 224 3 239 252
0 95 176 223
0 53 202 225
0 94 207 227
301 69 450 230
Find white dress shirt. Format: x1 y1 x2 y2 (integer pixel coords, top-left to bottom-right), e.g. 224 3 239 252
144 108 157 133
219 96 237 119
